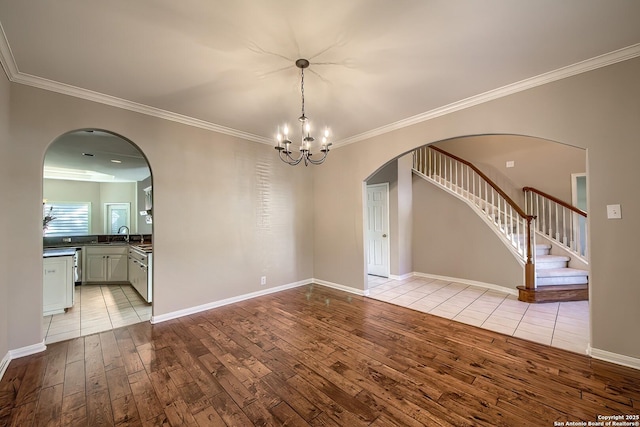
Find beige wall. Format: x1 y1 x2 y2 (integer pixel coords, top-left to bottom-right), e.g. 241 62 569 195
0 67 10 361
435 135 586 204
313 57 640 359
395 154 413 276
4 83 314 350
412 176 523 287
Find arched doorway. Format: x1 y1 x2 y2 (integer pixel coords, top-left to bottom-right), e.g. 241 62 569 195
364 134 590 354
42 129 153 344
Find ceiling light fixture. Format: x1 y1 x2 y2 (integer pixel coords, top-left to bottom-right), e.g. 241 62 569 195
275 59 331 166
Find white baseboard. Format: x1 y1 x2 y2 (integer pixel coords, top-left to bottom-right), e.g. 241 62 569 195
151 278 370 325
0 351 10 382
590 347 640 371
389 272 414 281
151 279 313 324
411 272 519 296
313 278 369 296
0 340 47 383
9 340 47 359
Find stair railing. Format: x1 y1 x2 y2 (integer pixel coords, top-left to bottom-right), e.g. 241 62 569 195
413 145 537 289
523 187 588 261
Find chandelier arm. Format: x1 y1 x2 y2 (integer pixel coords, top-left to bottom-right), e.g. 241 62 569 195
305 150 329 165
280 149 304 166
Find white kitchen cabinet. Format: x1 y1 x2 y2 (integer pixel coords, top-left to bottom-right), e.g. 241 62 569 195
128 247 152 302
43 255 74 316
84 246 128 283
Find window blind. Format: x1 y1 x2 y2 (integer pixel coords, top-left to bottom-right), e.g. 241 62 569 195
43 202 91 236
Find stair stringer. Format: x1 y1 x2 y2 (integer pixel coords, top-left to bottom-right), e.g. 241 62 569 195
412 169 527 272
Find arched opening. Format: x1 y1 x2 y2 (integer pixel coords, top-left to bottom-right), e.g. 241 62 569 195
364 134 590 354
42 129 153 343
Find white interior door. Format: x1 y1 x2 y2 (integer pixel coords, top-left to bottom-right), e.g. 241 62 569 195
367 183 390 277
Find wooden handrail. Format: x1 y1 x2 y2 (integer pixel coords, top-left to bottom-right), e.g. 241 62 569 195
418 145 537 291
523 187 587 217
430 146 533 220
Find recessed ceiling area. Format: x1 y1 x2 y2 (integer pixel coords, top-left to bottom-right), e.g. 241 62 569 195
44 131 150 182
1 1 640 145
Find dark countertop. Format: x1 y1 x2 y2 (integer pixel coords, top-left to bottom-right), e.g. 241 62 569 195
43 248 77 258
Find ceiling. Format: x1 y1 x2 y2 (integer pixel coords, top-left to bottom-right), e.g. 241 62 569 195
43 131 151 182
2 1 640 157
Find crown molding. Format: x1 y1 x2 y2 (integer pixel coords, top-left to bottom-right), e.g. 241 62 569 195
1 18 638 147
0 22 271 145
336 43 640 148
11 72 272 145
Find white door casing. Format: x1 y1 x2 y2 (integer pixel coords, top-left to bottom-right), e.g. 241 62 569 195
366 183 390 277
571 173 588 257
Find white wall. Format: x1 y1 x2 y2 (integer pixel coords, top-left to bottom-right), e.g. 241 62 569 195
313 57 640 360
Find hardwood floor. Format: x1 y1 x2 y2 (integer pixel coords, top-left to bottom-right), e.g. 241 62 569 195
1 284 638 426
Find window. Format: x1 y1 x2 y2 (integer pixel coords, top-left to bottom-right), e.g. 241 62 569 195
43 202 91 236
105 203 130 234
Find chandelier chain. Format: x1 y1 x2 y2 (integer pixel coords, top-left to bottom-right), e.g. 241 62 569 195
300 68 305 119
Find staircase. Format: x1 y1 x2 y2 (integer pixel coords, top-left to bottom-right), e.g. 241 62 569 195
413 145 589 303
518 187 589 302
517 242 589 303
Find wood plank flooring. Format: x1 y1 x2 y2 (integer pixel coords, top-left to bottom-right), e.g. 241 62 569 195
1 284 638 426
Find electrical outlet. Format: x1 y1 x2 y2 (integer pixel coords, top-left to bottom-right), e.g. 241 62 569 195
506 160 515 168
260 276 267 286
606 204 622 219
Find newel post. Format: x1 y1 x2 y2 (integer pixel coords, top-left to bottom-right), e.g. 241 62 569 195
524 215 536 289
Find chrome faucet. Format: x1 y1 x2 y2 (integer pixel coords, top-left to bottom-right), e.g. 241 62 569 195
117 225 130 242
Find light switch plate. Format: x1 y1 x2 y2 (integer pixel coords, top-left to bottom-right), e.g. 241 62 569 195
606 204 622 219
506 160 515 168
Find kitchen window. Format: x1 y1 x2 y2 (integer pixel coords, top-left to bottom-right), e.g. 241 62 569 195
43 202 91 236
105 203 130 234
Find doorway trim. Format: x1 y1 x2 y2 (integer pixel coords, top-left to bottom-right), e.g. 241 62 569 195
366 183 390 278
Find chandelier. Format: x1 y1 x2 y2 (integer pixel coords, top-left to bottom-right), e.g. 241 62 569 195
275 59 331 166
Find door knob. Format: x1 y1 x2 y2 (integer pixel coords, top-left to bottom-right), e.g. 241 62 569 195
382 234 387 238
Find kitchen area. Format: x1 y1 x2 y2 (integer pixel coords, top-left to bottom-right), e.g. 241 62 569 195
42 129 154 344
43 234 153 344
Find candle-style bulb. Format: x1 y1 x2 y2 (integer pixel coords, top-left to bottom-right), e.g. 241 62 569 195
283 125 289 136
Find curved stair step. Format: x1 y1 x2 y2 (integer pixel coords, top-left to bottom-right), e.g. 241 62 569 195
537 267 589 285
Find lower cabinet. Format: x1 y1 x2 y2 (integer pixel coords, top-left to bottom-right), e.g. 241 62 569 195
43 255 74 316
128 248 151 303
84 246 128 283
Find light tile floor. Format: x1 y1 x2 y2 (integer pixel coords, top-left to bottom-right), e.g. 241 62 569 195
43 284 152 344
368 275 590 354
